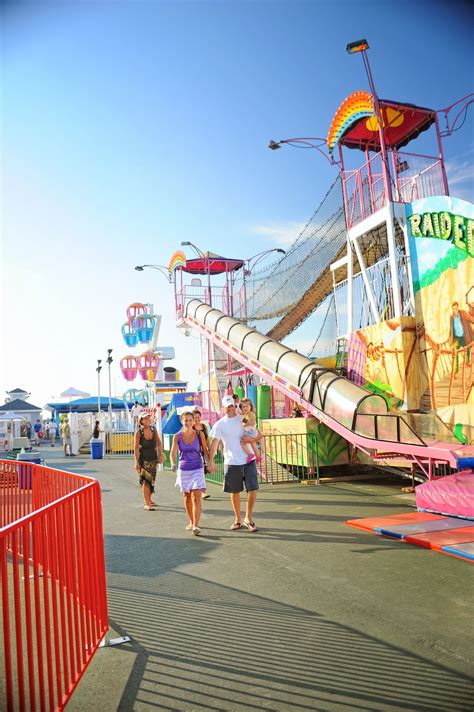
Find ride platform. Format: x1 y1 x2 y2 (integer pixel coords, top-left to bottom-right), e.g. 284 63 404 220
346 511 474 562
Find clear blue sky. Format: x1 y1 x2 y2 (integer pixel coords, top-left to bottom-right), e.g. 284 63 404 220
1 0 472 408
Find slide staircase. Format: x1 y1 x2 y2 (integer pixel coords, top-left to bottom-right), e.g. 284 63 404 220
182 300 474 478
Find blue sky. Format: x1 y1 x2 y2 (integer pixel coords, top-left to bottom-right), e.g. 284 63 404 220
1 0 473 409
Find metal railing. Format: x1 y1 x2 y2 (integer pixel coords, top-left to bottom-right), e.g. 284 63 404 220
176 286 232 321
165 433 321 486
342 150 447 229
1 460 108 711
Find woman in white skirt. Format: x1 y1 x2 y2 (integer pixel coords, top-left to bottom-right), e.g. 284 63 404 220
170 411 209 535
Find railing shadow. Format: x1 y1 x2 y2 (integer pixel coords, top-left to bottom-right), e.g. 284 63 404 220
97 568 473 712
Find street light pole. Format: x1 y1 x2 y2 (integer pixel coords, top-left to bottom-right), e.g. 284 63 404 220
134 264 171 281
96 360 102 416
106 349 113 450
245 248 286 276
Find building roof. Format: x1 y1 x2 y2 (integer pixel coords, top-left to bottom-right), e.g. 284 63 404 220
0 398 42 412
46 396 128 414
7 388 29 394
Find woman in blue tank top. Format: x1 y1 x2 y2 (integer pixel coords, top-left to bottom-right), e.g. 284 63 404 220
170 411 209 535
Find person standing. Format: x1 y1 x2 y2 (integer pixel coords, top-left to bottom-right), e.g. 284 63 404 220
59 417 74 456
131 401 143 428
33 419 42 446
170 411 209 535
208 395 263 532
134 412 165 510
92 420 101 439
48 420 57 447
193 408 211 499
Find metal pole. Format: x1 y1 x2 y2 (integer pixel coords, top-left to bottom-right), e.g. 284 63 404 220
361 50 401 319
434 112 449 195
107 350 113 452
97 360 102 416
362 50 393 204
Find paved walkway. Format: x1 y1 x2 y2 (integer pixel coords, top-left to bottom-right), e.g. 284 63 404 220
42 450 473 711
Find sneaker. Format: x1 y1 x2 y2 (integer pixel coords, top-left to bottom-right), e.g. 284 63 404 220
192 526 202 536
247 454 256 463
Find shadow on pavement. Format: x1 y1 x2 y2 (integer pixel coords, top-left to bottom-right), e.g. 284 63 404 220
103 570 473 712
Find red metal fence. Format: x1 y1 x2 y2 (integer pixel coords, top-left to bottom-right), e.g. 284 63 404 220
0 460 108 711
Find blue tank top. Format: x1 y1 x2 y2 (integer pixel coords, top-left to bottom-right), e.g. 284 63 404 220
178 431 203 471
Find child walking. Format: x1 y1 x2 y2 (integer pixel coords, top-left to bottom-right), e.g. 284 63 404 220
240 399 262 463
170 411 209 535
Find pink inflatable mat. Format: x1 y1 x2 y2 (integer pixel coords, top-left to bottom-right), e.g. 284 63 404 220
416 472 474 520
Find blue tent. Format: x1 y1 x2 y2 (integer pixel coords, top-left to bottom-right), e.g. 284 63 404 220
162 393 201 434
46 397 128 414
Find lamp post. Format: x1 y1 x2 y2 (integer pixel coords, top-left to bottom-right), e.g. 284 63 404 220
346 38 393 203
268 138 338 166
106 349 113 449
134 264 171 282
245 248 286 276
346 38 402 319
96 360 102 415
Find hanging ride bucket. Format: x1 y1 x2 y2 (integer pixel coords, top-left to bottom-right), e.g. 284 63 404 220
138 352 159 380
120 355 138 381
135 314 156 344
121 322 138 347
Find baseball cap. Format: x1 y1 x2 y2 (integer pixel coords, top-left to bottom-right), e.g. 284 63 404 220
222 395 235 408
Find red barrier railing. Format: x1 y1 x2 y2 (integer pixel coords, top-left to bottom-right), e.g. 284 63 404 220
0 460 108 711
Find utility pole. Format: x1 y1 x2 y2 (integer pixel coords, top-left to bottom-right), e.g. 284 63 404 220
106 349 113 451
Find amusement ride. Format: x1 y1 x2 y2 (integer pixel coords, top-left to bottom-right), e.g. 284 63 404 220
119 39 473 530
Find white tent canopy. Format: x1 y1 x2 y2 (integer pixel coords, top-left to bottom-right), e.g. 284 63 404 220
60 387 91 399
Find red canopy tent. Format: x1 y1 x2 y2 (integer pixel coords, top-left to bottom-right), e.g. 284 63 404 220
340 99 435 152
182 252 244 275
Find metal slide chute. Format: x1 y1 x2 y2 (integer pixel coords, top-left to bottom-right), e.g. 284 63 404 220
184 299 466 471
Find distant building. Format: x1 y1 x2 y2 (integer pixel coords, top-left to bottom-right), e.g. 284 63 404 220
0 389 43 440
5 387 30 403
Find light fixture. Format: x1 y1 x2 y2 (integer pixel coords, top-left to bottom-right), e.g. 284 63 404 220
180 241 205 258
346 38 369 54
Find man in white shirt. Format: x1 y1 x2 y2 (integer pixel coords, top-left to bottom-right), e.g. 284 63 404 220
131 401 143 428
209 395 263 532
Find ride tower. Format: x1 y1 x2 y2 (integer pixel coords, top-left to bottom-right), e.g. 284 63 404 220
325 42 473 433
173 248 248 420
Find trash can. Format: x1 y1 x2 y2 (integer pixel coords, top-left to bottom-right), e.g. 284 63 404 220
90 439 104 460
16 456 40 488
164 366 177 381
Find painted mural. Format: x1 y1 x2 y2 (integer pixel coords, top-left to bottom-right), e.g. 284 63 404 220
407 196 473 423
347 196 473 432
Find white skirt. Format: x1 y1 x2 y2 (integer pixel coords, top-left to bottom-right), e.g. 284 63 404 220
175 467 206 493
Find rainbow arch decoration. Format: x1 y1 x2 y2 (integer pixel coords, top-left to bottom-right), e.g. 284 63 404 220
327 90 375 154
168 250 187 278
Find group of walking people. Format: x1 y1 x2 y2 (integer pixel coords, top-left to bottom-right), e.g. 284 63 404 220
133 394 263 535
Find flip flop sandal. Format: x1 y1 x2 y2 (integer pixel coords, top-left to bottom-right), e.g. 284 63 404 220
144 505 157 511
243 520 258 532
230 522 242 530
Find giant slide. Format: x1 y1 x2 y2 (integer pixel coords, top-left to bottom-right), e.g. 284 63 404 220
184 300 474 475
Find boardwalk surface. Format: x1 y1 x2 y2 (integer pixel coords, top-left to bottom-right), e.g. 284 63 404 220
41 451 473 711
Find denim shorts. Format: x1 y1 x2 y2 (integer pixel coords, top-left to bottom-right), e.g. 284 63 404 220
223 461 259 493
